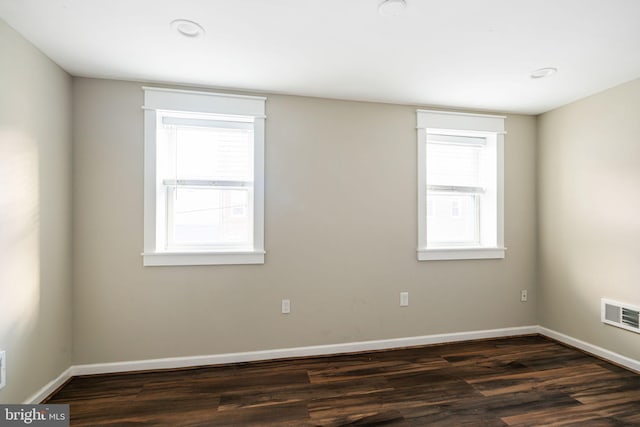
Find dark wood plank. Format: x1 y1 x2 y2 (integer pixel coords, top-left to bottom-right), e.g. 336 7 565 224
218 378 393 411
45 335 640 426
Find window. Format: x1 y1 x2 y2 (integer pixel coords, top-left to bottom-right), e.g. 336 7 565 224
142 87 265 266
416 110 505 261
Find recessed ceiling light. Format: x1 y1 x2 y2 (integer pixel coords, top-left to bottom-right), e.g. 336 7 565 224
530 67 558 79
171 19 205 38
378 0 407 16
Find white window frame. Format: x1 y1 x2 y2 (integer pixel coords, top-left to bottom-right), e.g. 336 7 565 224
416 110 506 261
142 87 266 266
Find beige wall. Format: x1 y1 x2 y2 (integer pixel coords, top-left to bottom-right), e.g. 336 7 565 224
538 78 640 361
0 20 72 403
4 11 640 400
72 78 537 364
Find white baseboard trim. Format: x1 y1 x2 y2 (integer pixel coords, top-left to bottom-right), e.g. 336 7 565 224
537 326 640 373
71 325 538 376
24 367 73 404
29 325 640 402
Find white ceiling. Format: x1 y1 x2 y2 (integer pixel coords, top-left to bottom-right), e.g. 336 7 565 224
1 0 640 114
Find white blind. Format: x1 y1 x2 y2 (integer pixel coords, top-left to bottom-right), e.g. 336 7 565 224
426 138 483 188
172 126 253 182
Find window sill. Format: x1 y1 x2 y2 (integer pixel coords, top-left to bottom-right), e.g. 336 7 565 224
417 247 506 261
142 250 265 266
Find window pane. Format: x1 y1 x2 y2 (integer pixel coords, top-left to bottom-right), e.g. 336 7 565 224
426 194 478 245
170 188 251 246
426 141 483 187
175 127 253 181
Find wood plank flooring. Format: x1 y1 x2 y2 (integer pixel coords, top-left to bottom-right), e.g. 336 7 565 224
45 335 640 426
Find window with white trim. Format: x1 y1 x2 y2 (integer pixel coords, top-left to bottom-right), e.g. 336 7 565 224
142 87 265 266
416 110 505 261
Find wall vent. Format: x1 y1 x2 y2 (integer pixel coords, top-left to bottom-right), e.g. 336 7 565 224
601 298 640 334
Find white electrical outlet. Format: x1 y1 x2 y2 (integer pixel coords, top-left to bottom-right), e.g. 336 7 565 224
400 292 409 307
281 299 291 314
521 290 528 302
0 351 6 390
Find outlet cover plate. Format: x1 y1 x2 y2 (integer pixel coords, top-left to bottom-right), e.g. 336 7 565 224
0 351 6 390
400 292 409 307
281 299 291 314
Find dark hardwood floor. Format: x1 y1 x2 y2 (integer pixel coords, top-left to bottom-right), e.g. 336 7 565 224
46 335 640 426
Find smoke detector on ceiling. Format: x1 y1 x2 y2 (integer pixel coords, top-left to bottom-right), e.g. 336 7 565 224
171 19 206 38
530 67 558 79
378 0 407 16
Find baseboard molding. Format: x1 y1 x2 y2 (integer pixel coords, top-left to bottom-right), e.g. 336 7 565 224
537 326 640 373
30 325 640 403
24 367 73 404
71 325 538 376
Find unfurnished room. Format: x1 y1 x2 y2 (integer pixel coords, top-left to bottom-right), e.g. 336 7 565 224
1 0 640 425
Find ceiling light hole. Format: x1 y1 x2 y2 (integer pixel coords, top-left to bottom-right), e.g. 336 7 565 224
378 0 407 17
530 67 558 79
171 19 205 38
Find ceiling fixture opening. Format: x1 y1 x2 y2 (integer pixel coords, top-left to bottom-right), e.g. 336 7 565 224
171 19 205 38
530 67 558 79
378 0 407 16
